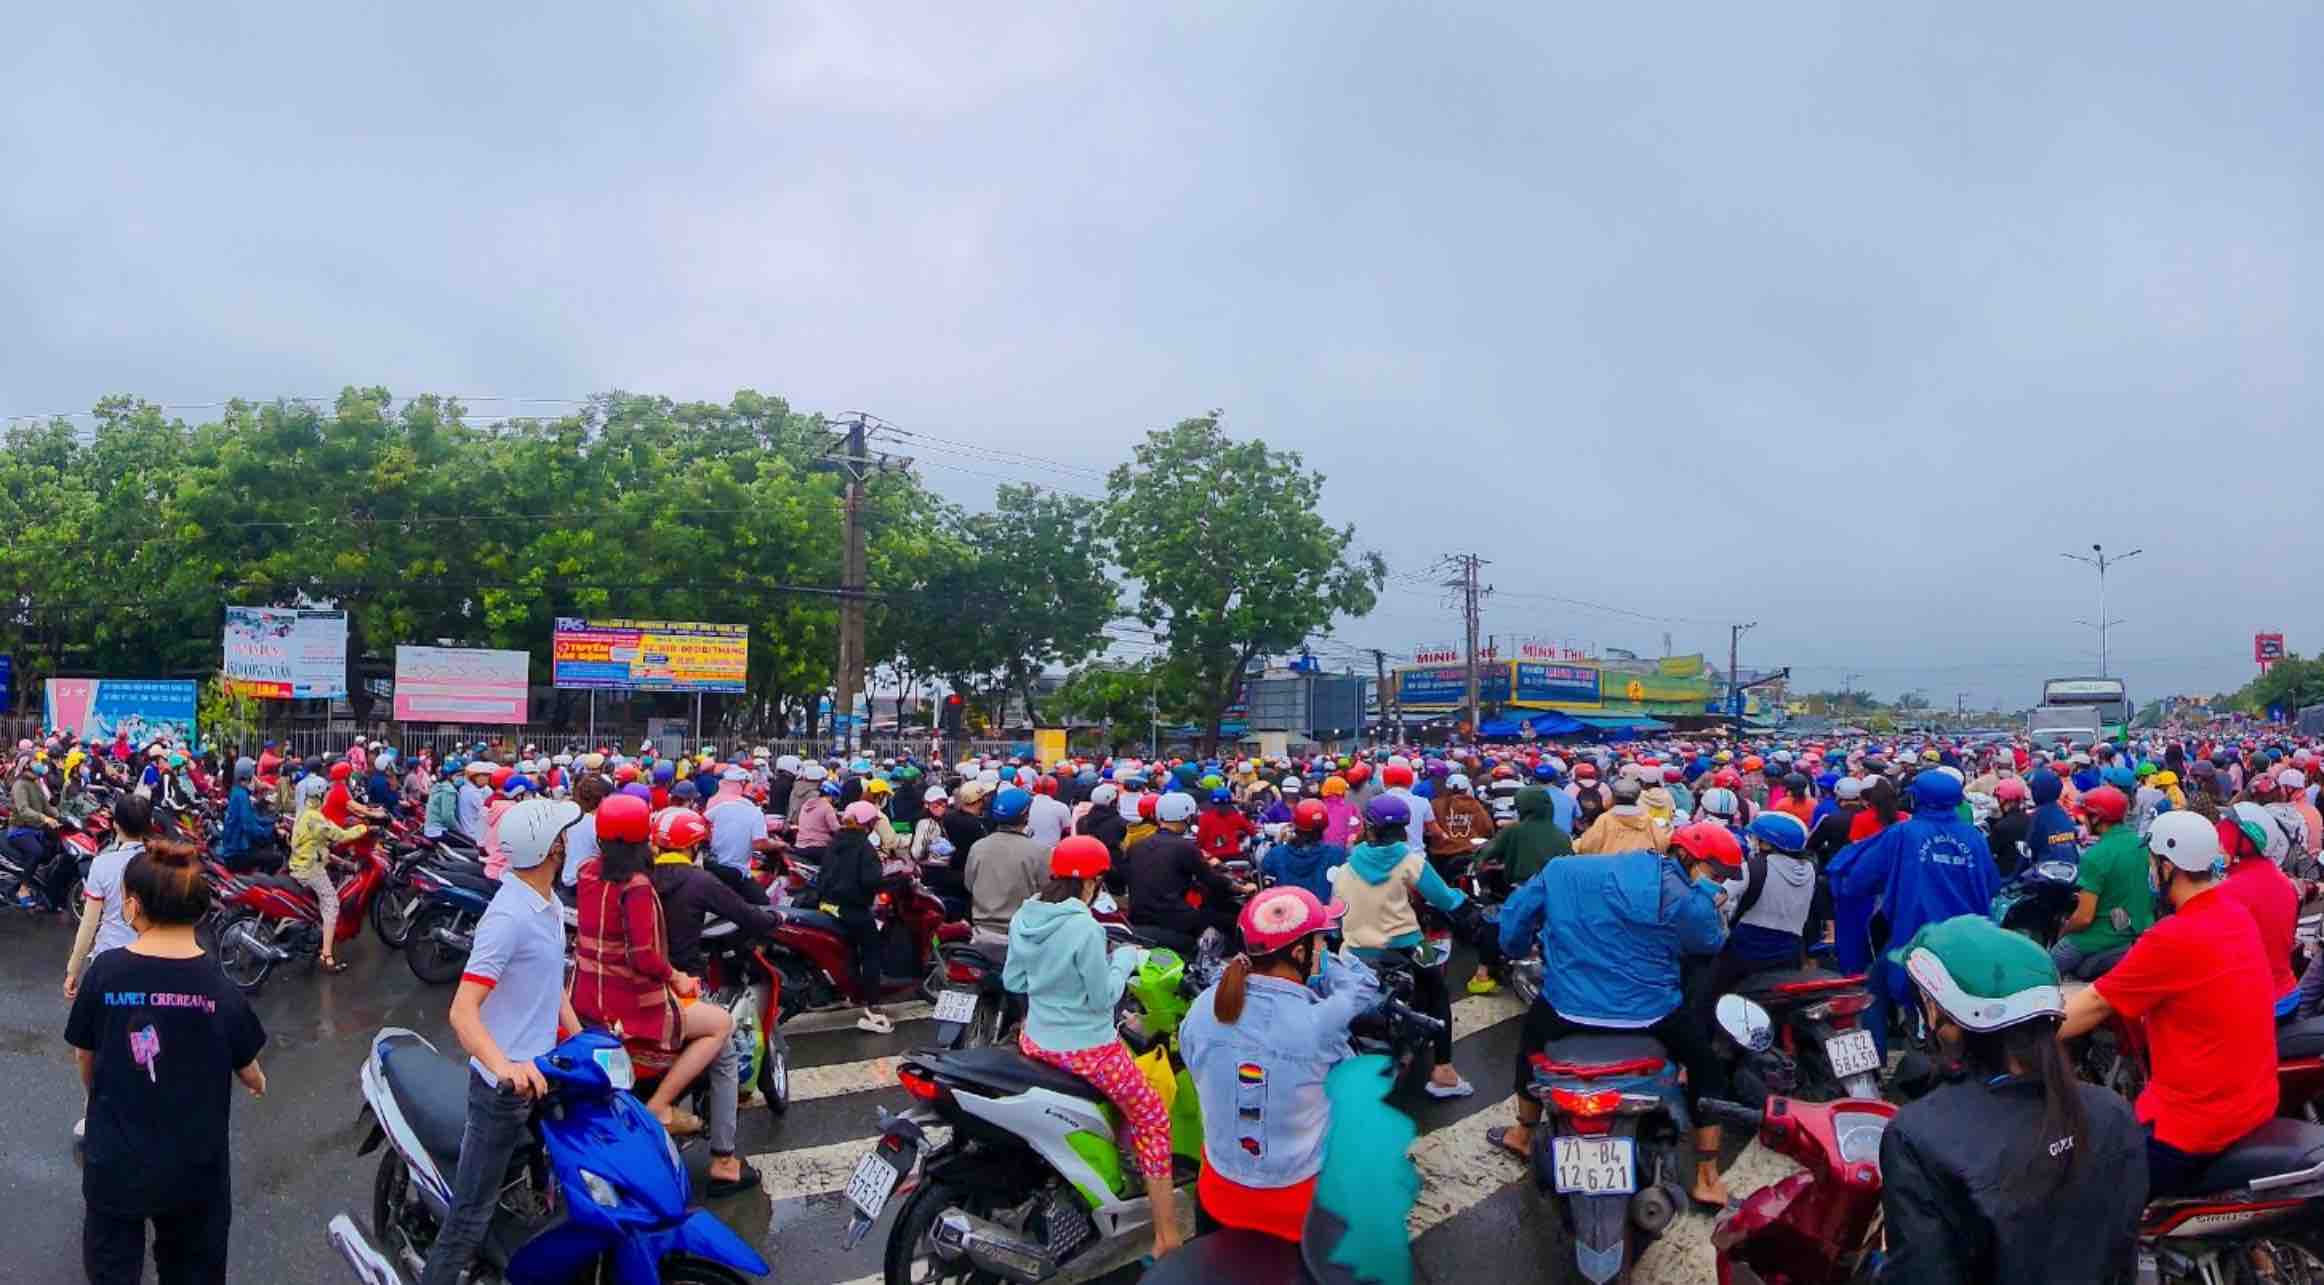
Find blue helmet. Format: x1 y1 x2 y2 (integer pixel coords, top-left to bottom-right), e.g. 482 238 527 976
1746 811 1810 854
1532 762 1562 783
1209 786 1232 805
990 787 1033 823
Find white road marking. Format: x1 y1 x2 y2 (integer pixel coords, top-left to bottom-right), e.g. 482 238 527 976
782 1000 934 1036
755 1126 955 1204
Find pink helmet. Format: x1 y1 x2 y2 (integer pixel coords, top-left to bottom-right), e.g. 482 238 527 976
1238 886 1345 954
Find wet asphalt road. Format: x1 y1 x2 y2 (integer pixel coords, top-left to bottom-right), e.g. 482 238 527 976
0 910 1769 1284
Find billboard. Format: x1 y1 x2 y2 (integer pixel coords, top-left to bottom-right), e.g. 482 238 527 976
1513 662 1601 706
223 606 348 698
0 653 11 714
45 679 198 746
1394 664 1511 709
393 646 531 723
552 618 747 692
2257 633 2287 663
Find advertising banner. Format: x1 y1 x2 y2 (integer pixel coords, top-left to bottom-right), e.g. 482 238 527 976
0 653 11 714
223 606 348 698
552 618 747 692
1394 664 1511 709
1513 662 1602 707
1033 727 1068 769
2257 633 2287 663
393 646 531 723
44 678 198 745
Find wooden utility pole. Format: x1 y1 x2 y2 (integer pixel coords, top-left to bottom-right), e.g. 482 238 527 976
814 414 911 757
1439 553 1491 742
1728 621 1757 739
1370 648 1392 747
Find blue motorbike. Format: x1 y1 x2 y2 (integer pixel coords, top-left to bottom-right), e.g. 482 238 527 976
1527 1031 1693 1285
329 1027 768 1283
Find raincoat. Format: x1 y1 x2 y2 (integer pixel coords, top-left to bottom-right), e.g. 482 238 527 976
1476 787 1572 885
1829 771 2001 1005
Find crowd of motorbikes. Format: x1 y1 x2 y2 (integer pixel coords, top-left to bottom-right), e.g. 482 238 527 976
14 747 2324 1285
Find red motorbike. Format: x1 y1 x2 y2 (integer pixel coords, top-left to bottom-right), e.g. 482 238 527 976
209 846 390 993
765 862 950 1016
1702 1094 1895 1284
2084 1005 2324 1124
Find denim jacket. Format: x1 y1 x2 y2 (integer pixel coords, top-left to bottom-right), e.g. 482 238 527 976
1179 956 1379 1188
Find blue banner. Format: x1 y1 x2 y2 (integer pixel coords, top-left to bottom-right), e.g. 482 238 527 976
1395 665 1510 708
1513 662 1600 705
45 678 200 747
0 654 11 714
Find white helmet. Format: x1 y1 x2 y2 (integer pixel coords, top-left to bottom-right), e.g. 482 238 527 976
775 754 802 774
1445 773 1472 794
1697 787 1740 819
500 798 582 870
2147 810 2223 874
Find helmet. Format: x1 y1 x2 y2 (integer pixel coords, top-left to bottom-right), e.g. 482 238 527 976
1741 755 1765 772
1138 793 1161 821
864 777 892 797
1032 775 1058 796
1426 760 1451 779
1292 798 1328 832
652 761 676 783
653 808 708 850
1444 773 1471 794
1320 776 1349 797
329 762 353 781
1696 787 1740 819
2148 810 2223 874
989 787 1033 823
499 798 584 871
2226 802 2291 864
1893 916 2063 1033
1156 793 1197 824
2080 785 2129 825
597 793 652 845
1209 787 1232 805
1238 886 1345 954
1609 777 1642 804
1663 766 1684 783
842 801 884 828
1782 772 1809 791
1573 763 1598 782
1746 811 1810 854
1532 761 1561 783
1381 764 1416 789
1363 794 1412 830
1671 821 1744 869
1050 835 1111 880
1345 763 1372 786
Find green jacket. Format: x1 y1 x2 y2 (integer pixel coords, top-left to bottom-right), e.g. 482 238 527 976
2061 823 2154 955
1480 787 1574 886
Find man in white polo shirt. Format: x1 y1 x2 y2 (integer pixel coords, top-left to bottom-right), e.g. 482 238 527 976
419 796 583 1285
702 766 774 906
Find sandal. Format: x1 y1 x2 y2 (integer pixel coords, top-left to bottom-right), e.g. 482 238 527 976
1486 1125 1531 1161
320 958 350 974
704 1160 761 1199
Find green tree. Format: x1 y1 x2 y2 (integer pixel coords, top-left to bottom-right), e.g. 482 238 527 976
2229 653 2324 717
1101 415 1385 752
198 673 264 753
1052 660 1163 753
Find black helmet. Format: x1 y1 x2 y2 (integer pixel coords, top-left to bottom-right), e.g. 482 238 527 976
1783 771 1810 790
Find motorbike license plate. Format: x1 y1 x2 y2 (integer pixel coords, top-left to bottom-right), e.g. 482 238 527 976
1551 1135 1635 1195
933 989 979 1025
1825 1029 1881 1079
844 1150 904 1219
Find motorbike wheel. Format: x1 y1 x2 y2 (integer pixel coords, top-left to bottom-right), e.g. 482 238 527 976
371 1151 436 1269
406 906 472 986
213 911 276 994
760 1032 790 1116
371 880 420 950
884 1181 1007 1285
65 878 87 929
960 998 1010 1051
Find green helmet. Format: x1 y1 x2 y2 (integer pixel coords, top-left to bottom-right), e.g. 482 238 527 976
1889 915 2062 1032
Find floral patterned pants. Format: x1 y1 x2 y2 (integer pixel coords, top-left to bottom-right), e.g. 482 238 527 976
1017 1031 1173 1179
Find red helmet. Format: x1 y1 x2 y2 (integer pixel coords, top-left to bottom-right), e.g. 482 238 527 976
1292 798 1328 832
1137 793 1159 820
1382 763 1416 788
1671 821 1744 869
1574 762 1598 781
1345 763 1372 786
1993 778 2030 804
1049 835 1111 880
1712 767 1743 789
2081 785 2129 825
490 765 515 790
654 808 708 850
328 762 353 781
1032 775 1059 796
596 793 651 844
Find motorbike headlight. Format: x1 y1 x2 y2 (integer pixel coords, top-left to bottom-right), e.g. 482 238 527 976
2035 861 2078 883
578 1169 621 1208
590 1046 634 1091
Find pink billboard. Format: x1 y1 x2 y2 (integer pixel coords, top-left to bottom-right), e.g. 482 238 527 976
392 646 530 724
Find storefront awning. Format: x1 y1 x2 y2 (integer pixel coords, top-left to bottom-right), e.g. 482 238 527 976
1568 715 1672 733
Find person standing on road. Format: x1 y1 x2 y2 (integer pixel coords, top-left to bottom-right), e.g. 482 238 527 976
67 839 267 1285
418 798 587 1285
290 781 367 975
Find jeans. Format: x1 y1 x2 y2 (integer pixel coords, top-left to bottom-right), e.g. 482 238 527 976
2050 938 2132 982
707 1027 741 1157
417 1076 532 1285
2146 1129 2219 1199
84 1174 232 1285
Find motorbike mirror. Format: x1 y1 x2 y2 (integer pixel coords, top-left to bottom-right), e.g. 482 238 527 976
1715 995 1775 1053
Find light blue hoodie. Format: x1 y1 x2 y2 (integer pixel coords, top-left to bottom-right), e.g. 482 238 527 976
1003 895 1140 1052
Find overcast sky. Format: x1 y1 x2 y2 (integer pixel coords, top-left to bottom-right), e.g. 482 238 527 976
6 4 2318 709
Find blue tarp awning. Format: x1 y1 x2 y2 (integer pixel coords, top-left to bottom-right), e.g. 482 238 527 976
1569 715 1672 732
1478 711 1587 738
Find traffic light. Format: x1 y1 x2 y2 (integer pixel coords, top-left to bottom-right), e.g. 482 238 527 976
941 693 964 735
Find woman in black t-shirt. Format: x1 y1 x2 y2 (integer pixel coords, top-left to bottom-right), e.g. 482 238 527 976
65 839 266 1285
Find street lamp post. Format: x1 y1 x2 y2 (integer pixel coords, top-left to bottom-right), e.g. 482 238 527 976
2061 544 2142 676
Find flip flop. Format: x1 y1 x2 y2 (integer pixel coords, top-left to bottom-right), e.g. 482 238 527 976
1485 1125 1530 1161
704 1161 762 1199
320 958 350 974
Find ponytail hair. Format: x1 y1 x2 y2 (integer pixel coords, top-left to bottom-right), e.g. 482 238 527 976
1214 954 1253 1025
124 838 210 925
1964 1017 2088 1201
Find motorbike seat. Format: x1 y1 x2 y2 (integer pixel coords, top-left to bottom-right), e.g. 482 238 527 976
381 1036 481 1176
927 1047 1108 1103
777 905 844 935
1730 967 1863 1001
702 917 740 941
1539 1032 1668 1078
436 868 497 898
2187 1118 2324 1193
2277 1016 2324 1060
248 873 314 899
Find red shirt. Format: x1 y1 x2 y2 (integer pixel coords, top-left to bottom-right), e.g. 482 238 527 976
323 782 354 827
2095 888 2279 1152
2219 857 2299 998
1195 808 1255 860
1847 810 1890 843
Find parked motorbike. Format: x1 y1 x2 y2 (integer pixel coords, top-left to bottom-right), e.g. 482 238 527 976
373 832 486 950
1525 1027 1694 1284
403 862 497 985
2081 1003 2324 1125
1721 967 1883 1101
212 848 390 992
1700 1089 1894 1285
765 870 948 1018
698 916 791 1117
330 1027 769 1284
2135 1116 2324 1282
